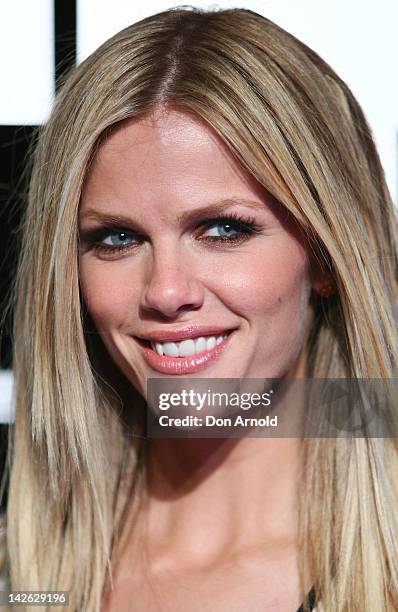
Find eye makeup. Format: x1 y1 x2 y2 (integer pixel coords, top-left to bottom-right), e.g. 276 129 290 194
79 211 264 258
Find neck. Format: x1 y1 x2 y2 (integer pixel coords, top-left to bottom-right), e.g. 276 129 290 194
138 372 308 568
140 434 303 569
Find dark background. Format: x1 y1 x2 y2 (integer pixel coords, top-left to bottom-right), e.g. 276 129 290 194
0 0 77 510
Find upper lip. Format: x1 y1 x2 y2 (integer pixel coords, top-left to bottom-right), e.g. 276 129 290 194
135 326 236 343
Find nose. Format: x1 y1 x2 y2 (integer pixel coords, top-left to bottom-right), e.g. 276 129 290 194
141 246 204 319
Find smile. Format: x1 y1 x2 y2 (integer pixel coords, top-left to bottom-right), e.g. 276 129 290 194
150 333 229 357
134 331 234 375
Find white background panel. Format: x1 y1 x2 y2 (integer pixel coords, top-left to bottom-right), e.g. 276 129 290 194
77 0 398 203
0 0 54 125
0 371 14 424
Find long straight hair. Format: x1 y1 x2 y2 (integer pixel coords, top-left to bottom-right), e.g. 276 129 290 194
2 7 398 610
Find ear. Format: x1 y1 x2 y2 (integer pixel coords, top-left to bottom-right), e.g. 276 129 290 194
309 253 335 298
312 274 335 298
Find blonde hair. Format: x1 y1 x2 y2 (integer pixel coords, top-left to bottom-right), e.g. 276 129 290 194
2 6 398 610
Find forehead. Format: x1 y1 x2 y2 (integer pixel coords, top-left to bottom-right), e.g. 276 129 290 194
80 109 268 215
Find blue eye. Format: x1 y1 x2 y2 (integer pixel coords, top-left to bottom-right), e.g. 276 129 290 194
102 230 136 247
81 212 262 258
203 221 240 238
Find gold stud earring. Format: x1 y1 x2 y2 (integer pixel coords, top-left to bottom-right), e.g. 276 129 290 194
319 283 334 298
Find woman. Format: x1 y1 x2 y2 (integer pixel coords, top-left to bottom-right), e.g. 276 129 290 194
2 6 398 611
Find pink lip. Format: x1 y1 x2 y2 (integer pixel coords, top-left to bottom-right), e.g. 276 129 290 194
135 325 235 343
136 331 234 374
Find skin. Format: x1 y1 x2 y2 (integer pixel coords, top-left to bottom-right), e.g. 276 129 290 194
79 108 324 611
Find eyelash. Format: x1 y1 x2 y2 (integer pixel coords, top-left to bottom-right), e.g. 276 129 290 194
82 212 262 257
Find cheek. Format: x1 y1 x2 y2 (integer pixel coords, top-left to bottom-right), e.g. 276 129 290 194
79 261 135 332
239 239 312 373
211 237 311 321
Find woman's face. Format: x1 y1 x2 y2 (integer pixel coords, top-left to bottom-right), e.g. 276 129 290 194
79 109 317 397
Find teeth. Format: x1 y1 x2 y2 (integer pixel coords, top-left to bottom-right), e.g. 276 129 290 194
195 337 207 353
206 337 216 351
155 342 164 356
150 334 229 357
161 342 179 357
177 339 196 357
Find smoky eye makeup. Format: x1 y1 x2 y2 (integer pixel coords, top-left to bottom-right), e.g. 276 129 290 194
79 211 265 258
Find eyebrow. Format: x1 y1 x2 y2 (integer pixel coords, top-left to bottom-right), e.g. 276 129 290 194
79 198 267 228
